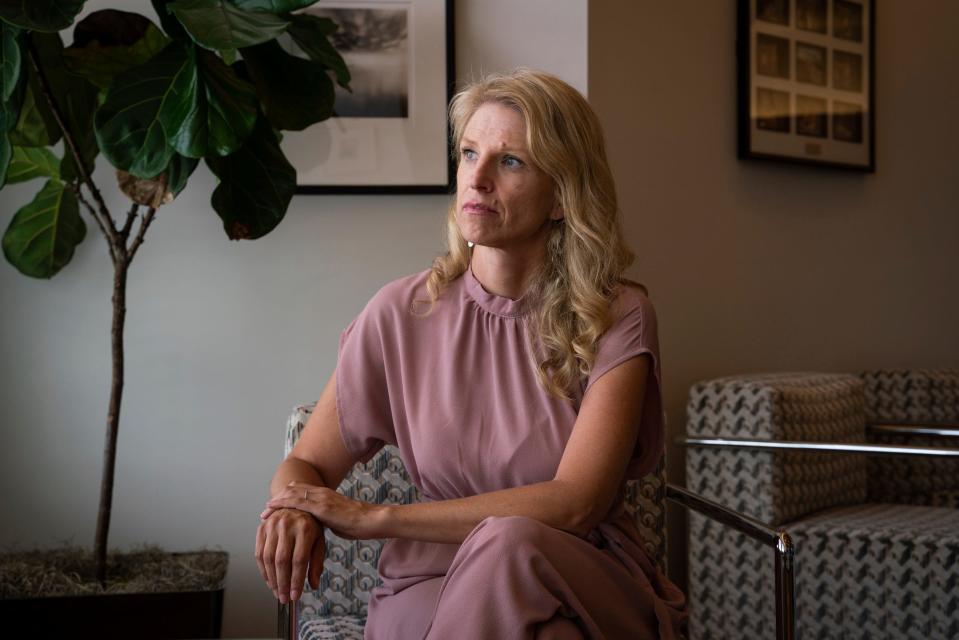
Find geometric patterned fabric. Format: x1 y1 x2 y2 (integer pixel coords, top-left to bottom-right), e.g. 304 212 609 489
862 370 959 507
298 615 365 640
790 503 959 640
686 370 959 640
283 403 669 637
861 369 959 423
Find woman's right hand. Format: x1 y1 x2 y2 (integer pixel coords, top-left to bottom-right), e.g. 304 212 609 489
255 507 326 603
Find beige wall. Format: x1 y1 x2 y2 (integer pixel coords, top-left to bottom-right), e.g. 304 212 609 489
589 0 959 587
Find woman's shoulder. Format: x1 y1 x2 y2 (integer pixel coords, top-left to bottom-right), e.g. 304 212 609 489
363 269 434 318
610 279 657 323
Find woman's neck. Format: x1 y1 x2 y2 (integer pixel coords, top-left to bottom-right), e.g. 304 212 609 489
470 243 547 300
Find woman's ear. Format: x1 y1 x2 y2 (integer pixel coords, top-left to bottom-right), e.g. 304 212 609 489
550 200 564 222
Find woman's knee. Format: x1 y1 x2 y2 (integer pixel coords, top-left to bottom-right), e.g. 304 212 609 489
468 515 557 550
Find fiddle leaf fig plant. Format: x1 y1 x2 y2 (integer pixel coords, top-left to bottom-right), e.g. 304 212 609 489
0 0 350 584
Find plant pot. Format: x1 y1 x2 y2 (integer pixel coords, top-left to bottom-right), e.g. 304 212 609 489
0 548 228 638
0 588 225 638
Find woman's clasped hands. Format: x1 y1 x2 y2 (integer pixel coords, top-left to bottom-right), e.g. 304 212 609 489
255 481 383 604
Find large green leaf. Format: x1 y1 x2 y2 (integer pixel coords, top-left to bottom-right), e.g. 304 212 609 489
163 47 256 158
169 0 290 51
59 78 99 182
1 20 22 101
230 0 317 12
94 40 196 178
0 28 25 134
184 48 257 156
166 151 198 196
5 145 59 183
72 9 156 48
27 31 98 182
0 28 21 186
2 178 85 278
205 113 294 240
240 39 332 131
63 10 170 90
9 67 61 147
288 14 349 89
0 0 86 32
153 43 203 157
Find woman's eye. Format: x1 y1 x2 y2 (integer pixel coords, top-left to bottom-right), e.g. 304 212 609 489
461 148 477 161
503 156 523 168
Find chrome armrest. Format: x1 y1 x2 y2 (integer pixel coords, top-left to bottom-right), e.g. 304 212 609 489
667 484 795 640
867 422 959 438
680 437 959 458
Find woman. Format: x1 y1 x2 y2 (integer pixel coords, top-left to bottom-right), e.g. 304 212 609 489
256 68 687 639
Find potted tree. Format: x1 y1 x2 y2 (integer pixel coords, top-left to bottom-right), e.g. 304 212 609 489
0 0 349 636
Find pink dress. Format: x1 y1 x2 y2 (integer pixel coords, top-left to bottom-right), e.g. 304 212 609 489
335 267 687 639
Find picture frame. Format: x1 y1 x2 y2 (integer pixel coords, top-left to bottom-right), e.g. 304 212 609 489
284 0 455 194
737 0 875 171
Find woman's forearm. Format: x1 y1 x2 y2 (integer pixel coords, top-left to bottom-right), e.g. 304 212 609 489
374 479 597 544
270 456 329 498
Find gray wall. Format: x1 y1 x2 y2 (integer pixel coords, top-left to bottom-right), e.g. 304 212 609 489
0 0 586 636
588 0 959 587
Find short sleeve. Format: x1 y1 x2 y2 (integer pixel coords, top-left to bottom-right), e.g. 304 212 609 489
584 286 666 478
335 300 398 463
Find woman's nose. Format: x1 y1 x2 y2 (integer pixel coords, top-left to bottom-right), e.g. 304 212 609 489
469 158 494 192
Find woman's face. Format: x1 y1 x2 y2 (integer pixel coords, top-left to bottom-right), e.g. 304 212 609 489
455 102 562 252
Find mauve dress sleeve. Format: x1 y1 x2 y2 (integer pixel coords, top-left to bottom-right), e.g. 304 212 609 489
584 285 666 478
335 301 398 463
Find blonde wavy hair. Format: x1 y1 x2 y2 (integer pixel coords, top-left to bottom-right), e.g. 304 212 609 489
425 68 636 399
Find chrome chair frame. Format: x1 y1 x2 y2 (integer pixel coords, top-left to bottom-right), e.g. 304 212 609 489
682 420 959 459
666 484 796 640
682 437 959 458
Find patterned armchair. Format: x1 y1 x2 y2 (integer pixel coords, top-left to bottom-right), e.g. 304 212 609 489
684 370 959 640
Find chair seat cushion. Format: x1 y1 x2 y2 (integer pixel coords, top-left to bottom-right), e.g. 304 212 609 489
299 614 366 640
789 503 959 640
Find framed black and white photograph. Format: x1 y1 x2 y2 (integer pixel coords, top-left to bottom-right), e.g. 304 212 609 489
283 0 454 193
738 0 875 171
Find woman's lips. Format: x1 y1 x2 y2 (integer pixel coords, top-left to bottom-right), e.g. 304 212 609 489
463 202 497 214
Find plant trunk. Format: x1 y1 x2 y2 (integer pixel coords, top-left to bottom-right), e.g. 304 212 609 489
94 256 129 585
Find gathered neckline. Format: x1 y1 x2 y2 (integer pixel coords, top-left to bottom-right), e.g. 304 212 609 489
463 264 531 319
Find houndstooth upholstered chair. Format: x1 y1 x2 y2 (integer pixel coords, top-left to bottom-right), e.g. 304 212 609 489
684 370 959 640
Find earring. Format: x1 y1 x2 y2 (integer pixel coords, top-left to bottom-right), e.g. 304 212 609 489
467 241 475 248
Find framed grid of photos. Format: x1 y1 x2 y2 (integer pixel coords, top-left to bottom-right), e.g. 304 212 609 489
283 0 454 194
737 0 875 171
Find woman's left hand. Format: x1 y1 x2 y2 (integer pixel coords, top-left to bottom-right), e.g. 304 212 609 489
261 481 384 540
